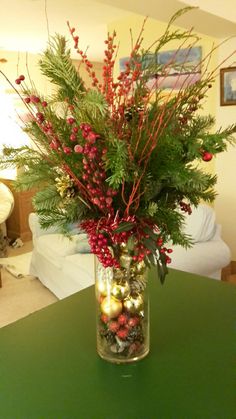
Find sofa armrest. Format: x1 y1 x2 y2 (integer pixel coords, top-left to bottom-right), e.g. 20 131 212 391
29 212 60 241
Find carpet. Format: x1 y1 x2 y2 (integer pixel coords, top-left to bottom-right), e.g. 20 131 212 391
0 244 58 328
0 252 32 278
0 268 58 328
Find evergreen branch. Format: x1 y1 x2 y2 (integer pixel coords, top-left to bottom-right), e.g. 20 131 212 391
13 170 53 191
32 185 61 210
73 90 108 129
105 138 129 188
35 196 88 232
39 34 86 100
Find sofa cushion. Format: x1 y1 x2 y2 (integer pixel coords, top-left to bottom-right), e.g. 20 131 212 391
182 204 216 243
35 234 85 269
63 253 95 289
171 237 231 279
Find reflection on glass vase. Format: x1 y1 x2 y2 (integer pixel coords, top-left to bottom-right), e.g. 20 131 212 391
95 251 149 363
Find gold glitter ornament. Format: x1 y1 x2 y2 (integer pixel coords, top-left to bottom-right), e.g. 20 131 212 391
55 174 74 198
113 268 124 282
120 242 129 253
135 261 146 274
101 296 123 318
124 294 144 314
111 280 130 300
95 278 111 298
120 254 132 270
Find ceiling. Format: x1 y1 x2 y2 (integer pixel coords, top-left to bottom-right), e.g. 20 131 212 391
1 0 236 61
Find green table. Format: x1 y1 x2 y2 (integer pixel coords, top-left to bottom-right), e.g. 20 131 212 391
0 268 235 419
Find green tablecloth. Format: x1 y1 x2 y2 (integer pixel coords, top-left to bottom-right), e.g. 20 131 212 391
0 268 235 419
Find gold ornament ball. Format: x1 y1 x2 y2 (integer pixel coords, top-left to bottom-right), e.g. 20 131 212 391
120 254 132 269
120 242 129 253
95 279 110 297
124 294 144 314
100 296 123 318
135 261 146 274
111 281 130 300
113 268 124 282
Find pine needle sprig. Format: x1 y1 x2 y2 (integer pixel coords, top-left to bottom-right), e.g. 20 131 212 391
39 34 86 101
105 138 129 188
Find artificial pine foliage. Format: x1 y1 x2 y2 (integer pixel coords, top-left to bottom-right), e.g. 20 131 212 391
0 7 235 282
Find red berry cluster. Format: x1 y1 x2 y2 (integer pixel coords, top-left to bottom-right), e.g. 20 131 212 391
155 236 173 264
15 74 25 85
179 201 192 215
24 95 47 107
67 22 99 88
23 92 49 132
101 312 140 341
81 215 172 268
73 123 118 212
41 121 61 151
81 219 119 267
160 246 173 264
131 243 151 263
101 32 117 105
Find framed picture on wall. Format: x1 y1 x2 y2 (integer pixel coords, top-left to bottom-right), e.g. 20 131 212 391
119 46 202 92
220 67 236 106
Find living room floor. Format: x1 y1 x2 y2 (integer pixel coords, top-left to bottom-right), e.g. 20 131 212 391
0 241 58 328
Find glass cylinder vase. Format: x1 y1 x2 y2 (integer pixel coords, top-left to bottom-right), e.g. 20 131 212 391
95 253 149 363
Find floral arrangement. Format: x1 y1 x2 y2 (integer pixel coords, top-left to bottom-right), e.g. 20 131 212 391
1 7 235 283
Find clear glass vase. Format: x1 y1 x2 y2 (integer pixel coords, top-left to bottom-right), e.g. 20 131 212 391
95 252 149 363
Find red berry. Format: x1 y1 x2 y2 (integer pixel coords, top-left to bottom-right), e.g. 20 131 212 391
63 146 72 154
92 197 100 205
70 133 76 141
41 101 48 107
74 145 83 153
118 313 128 325
36 112 44 120
30 95 40 103
109 321 119 333
49 141 59 150
101 314 109 324
202 151 213 162
105 197 112 207
15 79 21 85
117 328 128 340
24 97 31 104
19 75 25 81
67 117 75 125
157 237 163 246
86 132 97 143
128 316 140 327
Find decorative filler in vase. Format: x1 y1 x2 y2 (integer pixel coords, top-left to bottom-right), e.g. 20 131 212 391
95 245 149 362
0 8 235 363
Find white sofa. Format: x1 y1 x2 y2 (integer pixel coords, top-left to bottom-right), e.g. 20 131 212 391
29 204 231 299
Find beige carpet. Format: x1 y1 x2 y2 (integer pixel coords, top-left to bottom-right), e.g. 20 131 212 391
0 242 58 328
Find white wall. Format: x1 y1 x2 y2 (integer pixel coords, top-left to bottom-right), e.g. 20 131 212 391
215 39 236 260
